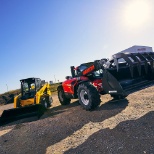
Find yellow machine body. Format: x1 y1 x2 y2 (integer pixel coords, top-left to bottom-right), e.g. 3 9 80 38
14 79 52 108
0 78 53 126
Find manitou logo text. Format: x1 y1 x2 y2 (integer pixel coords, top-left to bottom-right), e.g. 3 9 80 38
83 65 95 75
137 48 146 51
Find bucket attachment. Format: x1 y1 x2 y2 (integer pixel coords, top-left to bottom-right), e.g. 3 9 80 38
0 104 46 126
101 52 154 97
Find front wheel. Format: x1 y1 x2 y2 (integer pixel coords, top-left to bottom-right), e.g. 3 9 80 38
16 97 21 108
77 82 101 110
58 88 71 105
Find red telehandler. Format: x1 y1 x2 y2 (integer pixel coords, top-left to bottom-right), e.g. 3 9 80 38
57 46 154 110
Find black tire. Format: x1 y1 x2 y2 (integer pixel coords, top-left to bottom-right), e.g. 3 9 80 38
16 98 21 108
48 96 53 107
77 82 101 110
58 88 71 105
40 97 48 109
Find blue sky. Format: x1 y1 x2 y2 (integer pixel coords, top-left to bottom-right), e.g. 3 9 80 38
0 0 154 94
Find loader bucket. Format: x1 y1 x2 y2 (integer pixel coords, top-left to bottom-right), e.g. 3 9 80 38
0 104 45 126
102 52 154 97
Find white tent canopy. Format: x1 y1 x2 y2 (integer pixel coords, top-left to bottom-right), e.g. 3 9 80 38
120 45 153 53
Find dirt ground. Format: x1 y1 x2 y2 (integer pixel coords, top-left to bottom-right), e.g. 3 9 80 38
0 87 154 154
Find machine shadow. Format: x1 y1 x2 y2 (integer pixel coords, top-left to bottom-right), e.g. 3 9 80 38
42 97 129 120
41 100 80 119
0 98 129 154
65 111 154 154
0 101 80 127
1 98 128 127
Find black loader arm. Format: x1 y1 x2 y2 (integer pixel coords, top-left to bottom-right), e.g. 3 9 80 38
77 60 102 77
100 51 154 97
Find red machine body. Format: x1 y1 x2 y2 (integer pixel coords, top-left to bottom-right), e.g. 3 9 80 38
57 61 103 110
62 77 103 94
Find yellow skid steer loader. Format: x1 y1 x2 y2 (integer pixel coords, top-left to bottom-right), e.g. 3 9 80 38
0 77 53 126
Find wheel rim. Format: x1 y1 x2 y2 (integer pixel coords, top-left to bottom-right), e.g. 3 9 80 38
49 97 53 104
59 91 63 101
80 89 89 105
44 101 48 108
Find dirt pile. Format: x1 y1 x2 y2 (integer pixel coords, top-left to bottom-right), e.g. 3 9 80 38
0 89 20 105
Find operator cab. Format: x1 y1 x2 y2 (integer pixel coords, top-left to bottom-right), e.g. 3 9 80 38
20 78 42 100
75 64 103 79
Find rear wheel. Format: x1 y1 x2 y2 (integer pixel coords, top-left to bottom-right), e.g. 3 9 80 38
77 82 101 110
58 88 71 105
48 96 53 107
40 97 49 109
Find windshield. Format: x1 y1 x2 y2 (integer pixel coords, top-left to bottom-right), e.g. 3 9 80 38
75 65 103 77
22 81 35 93
75 65 87 76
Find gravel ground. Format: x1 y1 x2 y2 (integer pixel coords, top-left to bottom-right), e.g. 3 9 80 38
0 87 154 154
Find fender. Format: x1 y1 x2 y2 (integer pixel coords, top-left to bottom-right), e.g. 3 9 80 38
14 94 21 108
57 84 74 99
73 79 89 98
